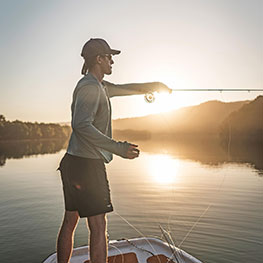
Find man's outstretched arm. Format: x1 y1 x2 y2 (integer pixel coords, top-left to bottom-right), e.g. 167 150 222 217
104 81 172 98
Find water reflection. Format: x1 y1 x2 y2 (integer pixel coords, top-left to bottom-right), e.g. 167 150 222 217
137 136 263 174
0 137 262 175
0 139 68 166
147 154 179 184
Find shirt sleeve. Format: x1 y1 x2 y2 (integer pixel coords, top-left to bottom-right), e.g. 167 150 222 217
104 80 158 98
72 84 130 157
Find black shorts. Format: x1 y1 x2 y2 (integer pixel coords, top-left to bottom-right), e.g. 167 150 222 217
58 153 113 218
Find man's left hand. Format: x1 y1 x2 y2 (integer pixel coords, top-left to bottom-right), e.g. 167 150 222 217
153 82 172 94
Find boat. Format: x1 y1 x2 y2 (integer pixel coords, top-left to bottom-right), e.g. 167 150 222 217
43 237 202 263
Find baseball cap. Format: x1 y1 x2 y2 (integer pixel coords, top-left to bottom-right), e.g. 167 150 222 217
81 38 121 59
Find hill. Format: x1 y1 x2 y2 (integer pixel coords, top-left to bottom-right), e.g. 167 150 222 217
220 95 263 144
113 99 248 137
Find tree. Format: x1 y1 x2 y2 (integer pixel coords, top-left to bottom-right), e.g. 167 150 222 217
0 115 6 123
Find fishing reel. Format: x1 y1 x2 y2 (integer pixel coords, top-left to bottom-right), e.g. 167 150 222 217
144 92 155 103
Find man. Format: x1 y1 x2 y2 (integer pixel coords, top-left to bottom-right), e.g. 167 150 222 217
57 38 171 263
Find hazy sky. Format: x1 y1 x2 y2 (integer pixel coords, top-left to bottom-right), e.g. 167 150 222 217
0 0 262 122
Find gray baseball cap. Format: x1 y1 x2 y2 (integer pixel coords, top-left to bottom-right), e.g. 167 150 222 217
81 38 121 59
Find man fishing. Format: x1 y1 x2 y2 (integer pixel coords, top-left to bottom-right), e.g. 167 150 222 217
57 38 171 263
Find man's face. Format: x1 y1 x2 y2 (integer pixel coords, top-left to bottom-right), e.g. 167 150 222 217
100 54 114 75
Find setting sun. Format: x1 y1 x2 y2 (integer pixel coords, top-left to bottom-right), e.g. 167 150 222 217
143 92 190 115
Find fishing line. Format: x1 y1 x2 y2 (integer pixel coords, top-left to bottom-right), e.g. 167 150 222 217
143 90 228 251
113 211 146 239
113 211 162 262
145 109 192 247
160 225 185 263
178 91 230 248
108 244 125 262
160 226 180 263
157 112 191 243
149 94 215 250
113 89 262 257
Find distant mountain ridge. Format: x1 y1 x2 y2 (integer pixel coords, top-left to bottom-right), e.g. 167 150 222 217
113 99 250 136
220 95 263 143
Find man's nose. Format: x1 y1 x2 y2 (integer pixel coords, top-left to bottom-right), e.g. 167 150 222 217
110 59 114 65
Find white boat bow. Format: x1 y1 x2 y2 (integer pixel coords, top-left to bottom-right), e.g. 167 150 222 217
43 237 202 263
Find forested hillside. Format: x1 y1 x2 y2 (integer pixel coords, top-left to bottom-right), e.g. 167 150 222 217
220 96 263 144
0 115 71 140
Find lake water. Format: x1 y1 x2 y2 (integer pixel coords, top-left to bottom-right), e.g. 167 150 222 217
0 139 262 263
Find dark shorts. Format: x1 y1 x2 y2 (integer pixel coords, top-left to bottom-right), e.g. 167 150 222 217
58 153 113 218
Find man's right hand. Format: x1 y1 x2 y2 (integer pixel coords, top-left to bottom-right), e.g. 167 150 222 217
126 143 140 159
117 141 140 159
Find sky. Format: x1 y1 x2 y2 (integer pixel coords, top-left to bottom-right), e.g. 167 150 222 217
0 0 262 122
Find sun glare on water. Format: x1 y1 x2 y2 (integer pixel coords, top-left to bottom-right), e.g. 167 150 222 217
148 154 179 185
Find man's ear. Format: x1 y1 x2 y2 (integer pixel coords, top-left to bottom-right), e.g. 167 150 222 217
96 55 102 64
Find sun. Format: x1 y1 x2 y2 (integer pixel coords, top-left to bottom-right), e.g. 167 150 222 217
144 92 190 114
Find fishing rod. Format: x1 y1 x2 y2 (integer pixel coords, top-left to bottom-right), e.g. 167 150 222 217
144 88 263 103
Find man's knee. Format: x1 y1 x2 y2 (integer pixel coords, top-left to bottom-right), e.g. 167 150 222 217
87 214 106 234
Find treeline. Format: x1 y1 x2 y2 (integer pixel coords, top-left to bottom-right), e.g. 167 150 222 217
0 115 71 140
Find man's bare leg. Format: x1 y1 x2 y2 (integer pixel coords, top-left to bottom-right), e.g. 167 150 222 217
87 214 107 263
57 210 80 263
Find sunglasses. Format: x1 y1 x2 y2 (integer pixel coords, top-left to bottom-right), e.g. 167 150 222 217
100 54 112 60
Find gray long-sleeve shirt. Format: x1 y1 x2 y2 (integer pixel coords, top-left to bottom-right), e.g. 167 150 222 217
67 72 160 163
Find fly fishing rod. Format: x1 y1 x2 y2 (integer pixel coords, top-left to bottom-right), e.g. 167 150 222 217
144 89 263 103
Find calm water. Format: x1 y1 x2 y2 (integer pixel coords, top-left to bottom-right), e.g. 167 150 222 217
0 139 262 263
